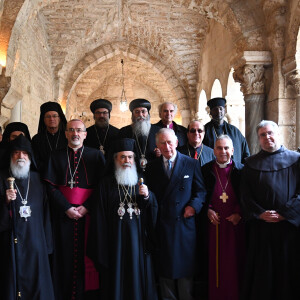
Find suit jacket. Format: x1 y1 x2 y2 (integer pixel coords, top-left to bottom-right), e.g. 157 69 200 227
145 151 206 279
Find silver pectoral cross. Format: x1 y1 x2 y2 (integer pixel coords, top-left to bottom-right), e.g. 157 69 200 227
68 178 75 189
127 203 134 219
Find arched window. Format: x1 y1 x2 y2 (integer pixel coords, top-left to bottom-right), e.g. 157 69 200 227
211 79 222 98
197 89 210 124
226 68 245 134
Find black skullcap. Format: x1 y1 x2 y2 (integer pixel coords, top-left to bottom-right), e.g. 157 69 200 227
10 134 32 154
37 101 67 133
9 134 38 170
207 97 226 109
129 99 151 112
90 99 112 114
111 138 135 154
2 122 31 143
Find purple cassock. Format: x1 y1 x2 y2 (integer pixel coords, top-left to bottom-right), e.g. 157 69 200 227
202 160 245 300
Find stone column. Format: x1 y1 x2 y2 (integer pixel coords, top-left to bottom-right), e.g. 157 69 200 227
233 51 272 155
283 65 300 148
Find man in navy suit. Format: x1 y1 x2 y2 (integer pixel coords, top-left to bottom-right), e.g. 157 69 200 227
145 128 206 300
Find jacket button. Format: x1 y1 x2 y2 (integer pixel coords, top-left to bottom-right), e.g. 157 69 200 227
176 216 181 221
179 187 184 191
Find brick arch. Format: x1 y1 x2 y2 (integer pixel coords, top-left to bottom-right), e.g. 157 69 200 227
62 43 188 115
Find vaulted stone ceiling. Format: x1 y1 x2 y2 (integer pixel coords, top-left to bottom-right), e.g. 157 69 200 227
2 0 295 127
37 0 268 116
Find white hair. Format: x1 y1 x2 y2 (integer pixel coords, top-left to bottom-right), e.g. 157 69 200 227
215 134 233 148
256 120 279 134
155 128 178 144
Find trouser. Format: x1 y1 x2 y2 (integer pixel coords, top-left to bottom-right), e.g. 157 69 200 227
159 276 194 300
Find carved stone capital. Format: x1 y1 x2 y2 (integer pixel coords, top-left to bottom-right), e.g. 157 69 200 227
286 70 300 96
234 64 265 95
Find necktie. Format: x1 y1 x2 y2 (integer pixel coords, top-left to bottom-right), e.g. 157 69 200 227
167 160 172 177
194 149 198 160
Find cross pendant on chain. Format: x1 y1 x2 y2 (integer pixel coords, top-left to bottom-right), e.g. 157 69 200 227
68 178 75 189
219 192 228 203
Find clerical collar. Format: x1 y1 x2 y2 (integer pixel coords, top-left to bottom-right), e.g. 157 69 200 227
164 122 174 129
216 159 232 168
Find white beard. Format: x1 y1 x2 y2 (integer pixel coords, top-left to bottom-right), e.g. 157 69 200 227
10 159 31 179
115 162 138 186
132 115 151 137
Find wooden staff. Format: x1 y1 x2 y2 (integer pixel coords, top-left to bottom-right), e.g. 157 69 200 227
216 213 219 288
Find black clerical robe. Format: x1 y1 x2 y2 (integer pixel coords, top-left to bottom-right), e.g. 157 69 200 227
84 124 119 160
119 124 160 168
32 130 68 172
87 176 158 300
177 143 215 166
240 146 300 300
44 146 105 300
0 170 54 300
203 120 250 163
154 120 187 147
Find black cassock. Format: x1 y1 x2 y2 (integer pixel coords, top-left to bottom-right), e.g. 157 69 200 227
240 147 300 300
0 170 54 300
44 146 105 300
32 130 68 172
203 120 250 163
87 176 158 300
84 124 119 160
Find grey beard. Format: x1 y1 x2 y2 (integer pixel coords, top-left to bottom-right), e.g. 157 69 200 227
132 117 151 137
115 163 138 186
10 160 31 179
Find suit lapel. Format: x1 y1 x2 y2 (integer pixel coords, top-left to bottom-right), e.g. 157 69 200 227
163 152 187 198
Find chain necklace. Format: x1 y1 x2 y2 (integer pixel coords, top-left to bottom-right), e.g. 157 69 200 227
212 126 224 139
67 146 84 189
13 172 31 221
46 130 61 151
214 164 232 203
134 133 148 171
94 124 109 155
117 184 140 219
187 143 204 165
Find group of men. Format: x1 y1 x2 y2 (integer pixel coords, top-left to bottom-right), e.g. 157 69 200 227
0 96 299 300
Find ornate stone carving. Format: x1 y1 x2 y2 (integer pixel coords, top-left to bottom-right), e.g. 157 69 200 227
286 70 300 96
233 64 265 95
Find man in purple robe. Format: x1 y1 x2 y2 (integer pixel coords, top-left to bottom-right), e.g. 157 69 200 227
44 119 105 300
202 134 245 300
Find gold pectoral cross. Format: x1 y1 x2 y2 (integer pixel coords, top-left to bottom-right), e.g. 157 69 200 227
220 192 228 203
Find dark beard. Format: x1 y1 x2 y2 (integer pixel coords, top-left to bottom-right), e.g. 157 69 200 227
95 118 109 128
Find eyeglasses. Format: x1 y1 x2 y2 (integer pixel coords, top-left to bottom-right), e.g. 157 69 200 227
259 131 274 138
66 128 86 133
44 114 59 119
189 128 204 134
94 111 109 116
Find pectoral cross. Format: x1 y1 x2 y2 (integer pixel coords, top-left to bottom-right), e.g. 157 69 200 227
220 192 228 203
68 178 75 189
127 203 134 219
